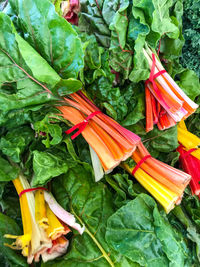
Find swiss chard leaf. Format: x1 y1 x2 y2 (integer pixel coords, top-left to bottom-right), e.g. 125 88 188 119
108 0 133 80
42 164 140 266
0 212 28 267
143 126 179 154
160 1 184 60
79 0 111 48
176 69 200 101
150 0 179 42
9 0 84 79
0 157 19 182
32 149 72 186
0 126 34 162
34 114 63 148
128 1 150 82
106 194 190 267
0 12 59 112
172 205 200 263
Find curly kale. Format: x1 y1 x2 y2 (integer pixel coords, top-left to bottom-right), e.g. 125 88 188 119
181 0 200 77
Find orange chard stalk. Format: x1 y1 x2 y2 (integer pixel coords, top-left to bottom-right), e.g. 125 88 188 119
89 120 125 161
145 86 154 132
132 151 185 195
68 92 140 148
162 76 196 116
137 142 191 186
57 106 119 172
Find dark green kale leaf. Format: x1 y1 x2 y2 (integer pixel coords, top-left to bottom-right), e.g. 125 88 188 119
181 0 200 77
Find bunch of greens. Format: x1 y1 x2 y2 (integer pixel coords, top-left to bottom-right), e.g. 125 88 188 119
0 0 200 266
77 0 200 153
181 0 200 77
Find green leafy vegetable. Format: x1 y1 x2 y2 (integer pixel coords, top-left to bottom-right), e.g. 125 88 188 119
43 164 140 267
0 0 199 266
0 157 19 181
181 0 200 77
0 212 28 266
34 114 63 148
0 12 59 112
32 148 75 186
9 0 84 79
0 126 34 162
106 194 190 266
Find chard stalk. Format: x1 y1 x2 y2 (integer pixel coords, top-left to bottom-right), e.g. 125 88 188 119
145 45 198 111
123 163 179 213
35 190 49 229
4 177 32 257
70 206 115 267
19 174 42 254
143 48 183 110
89 145 104 182
46 204 70 240
44 191 85 235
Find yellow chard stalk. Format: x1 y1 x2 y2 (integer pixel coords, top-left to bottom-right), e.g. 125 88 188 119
179 120 188 130
34 189 52 262
5 174 53 263
35 190 49 229
123 164 179 213
46 204 70 240
19 174 43 255
4 177 32 257
178 121 200 160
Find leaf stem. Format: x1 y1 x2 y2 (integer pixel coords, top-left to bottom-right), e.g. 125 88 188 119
0 48 52 95
71 206 115 267
143 132 167 143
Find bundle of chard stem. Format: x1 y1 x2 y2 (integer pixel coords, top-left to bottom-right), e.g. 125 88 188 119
177 120 200 197
57 91 191 213
143 45 198 132
123 142 191 213
4 175 84 263
57 91 141 173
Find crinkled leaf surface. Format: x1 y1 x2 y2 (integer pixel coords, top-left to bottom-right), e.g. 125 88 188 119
42 165 139 267
0 212 28 267
160 1 184 59
0 126 34 162
0 157 19 182
106 194 189 267
34 114 63 148
10 0 84 79
177 69 200 100
0 12 59 111
181 0 200 77
32 148 76 186
79 0 111 47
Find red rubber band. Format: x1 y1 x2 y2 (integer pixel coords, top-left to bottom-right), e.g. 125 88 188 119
19 187 48 198
145 54 166 86
180 148 197 159
132 155 152 175
65 110 102 140
145 53 169 109
153 70 167 80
